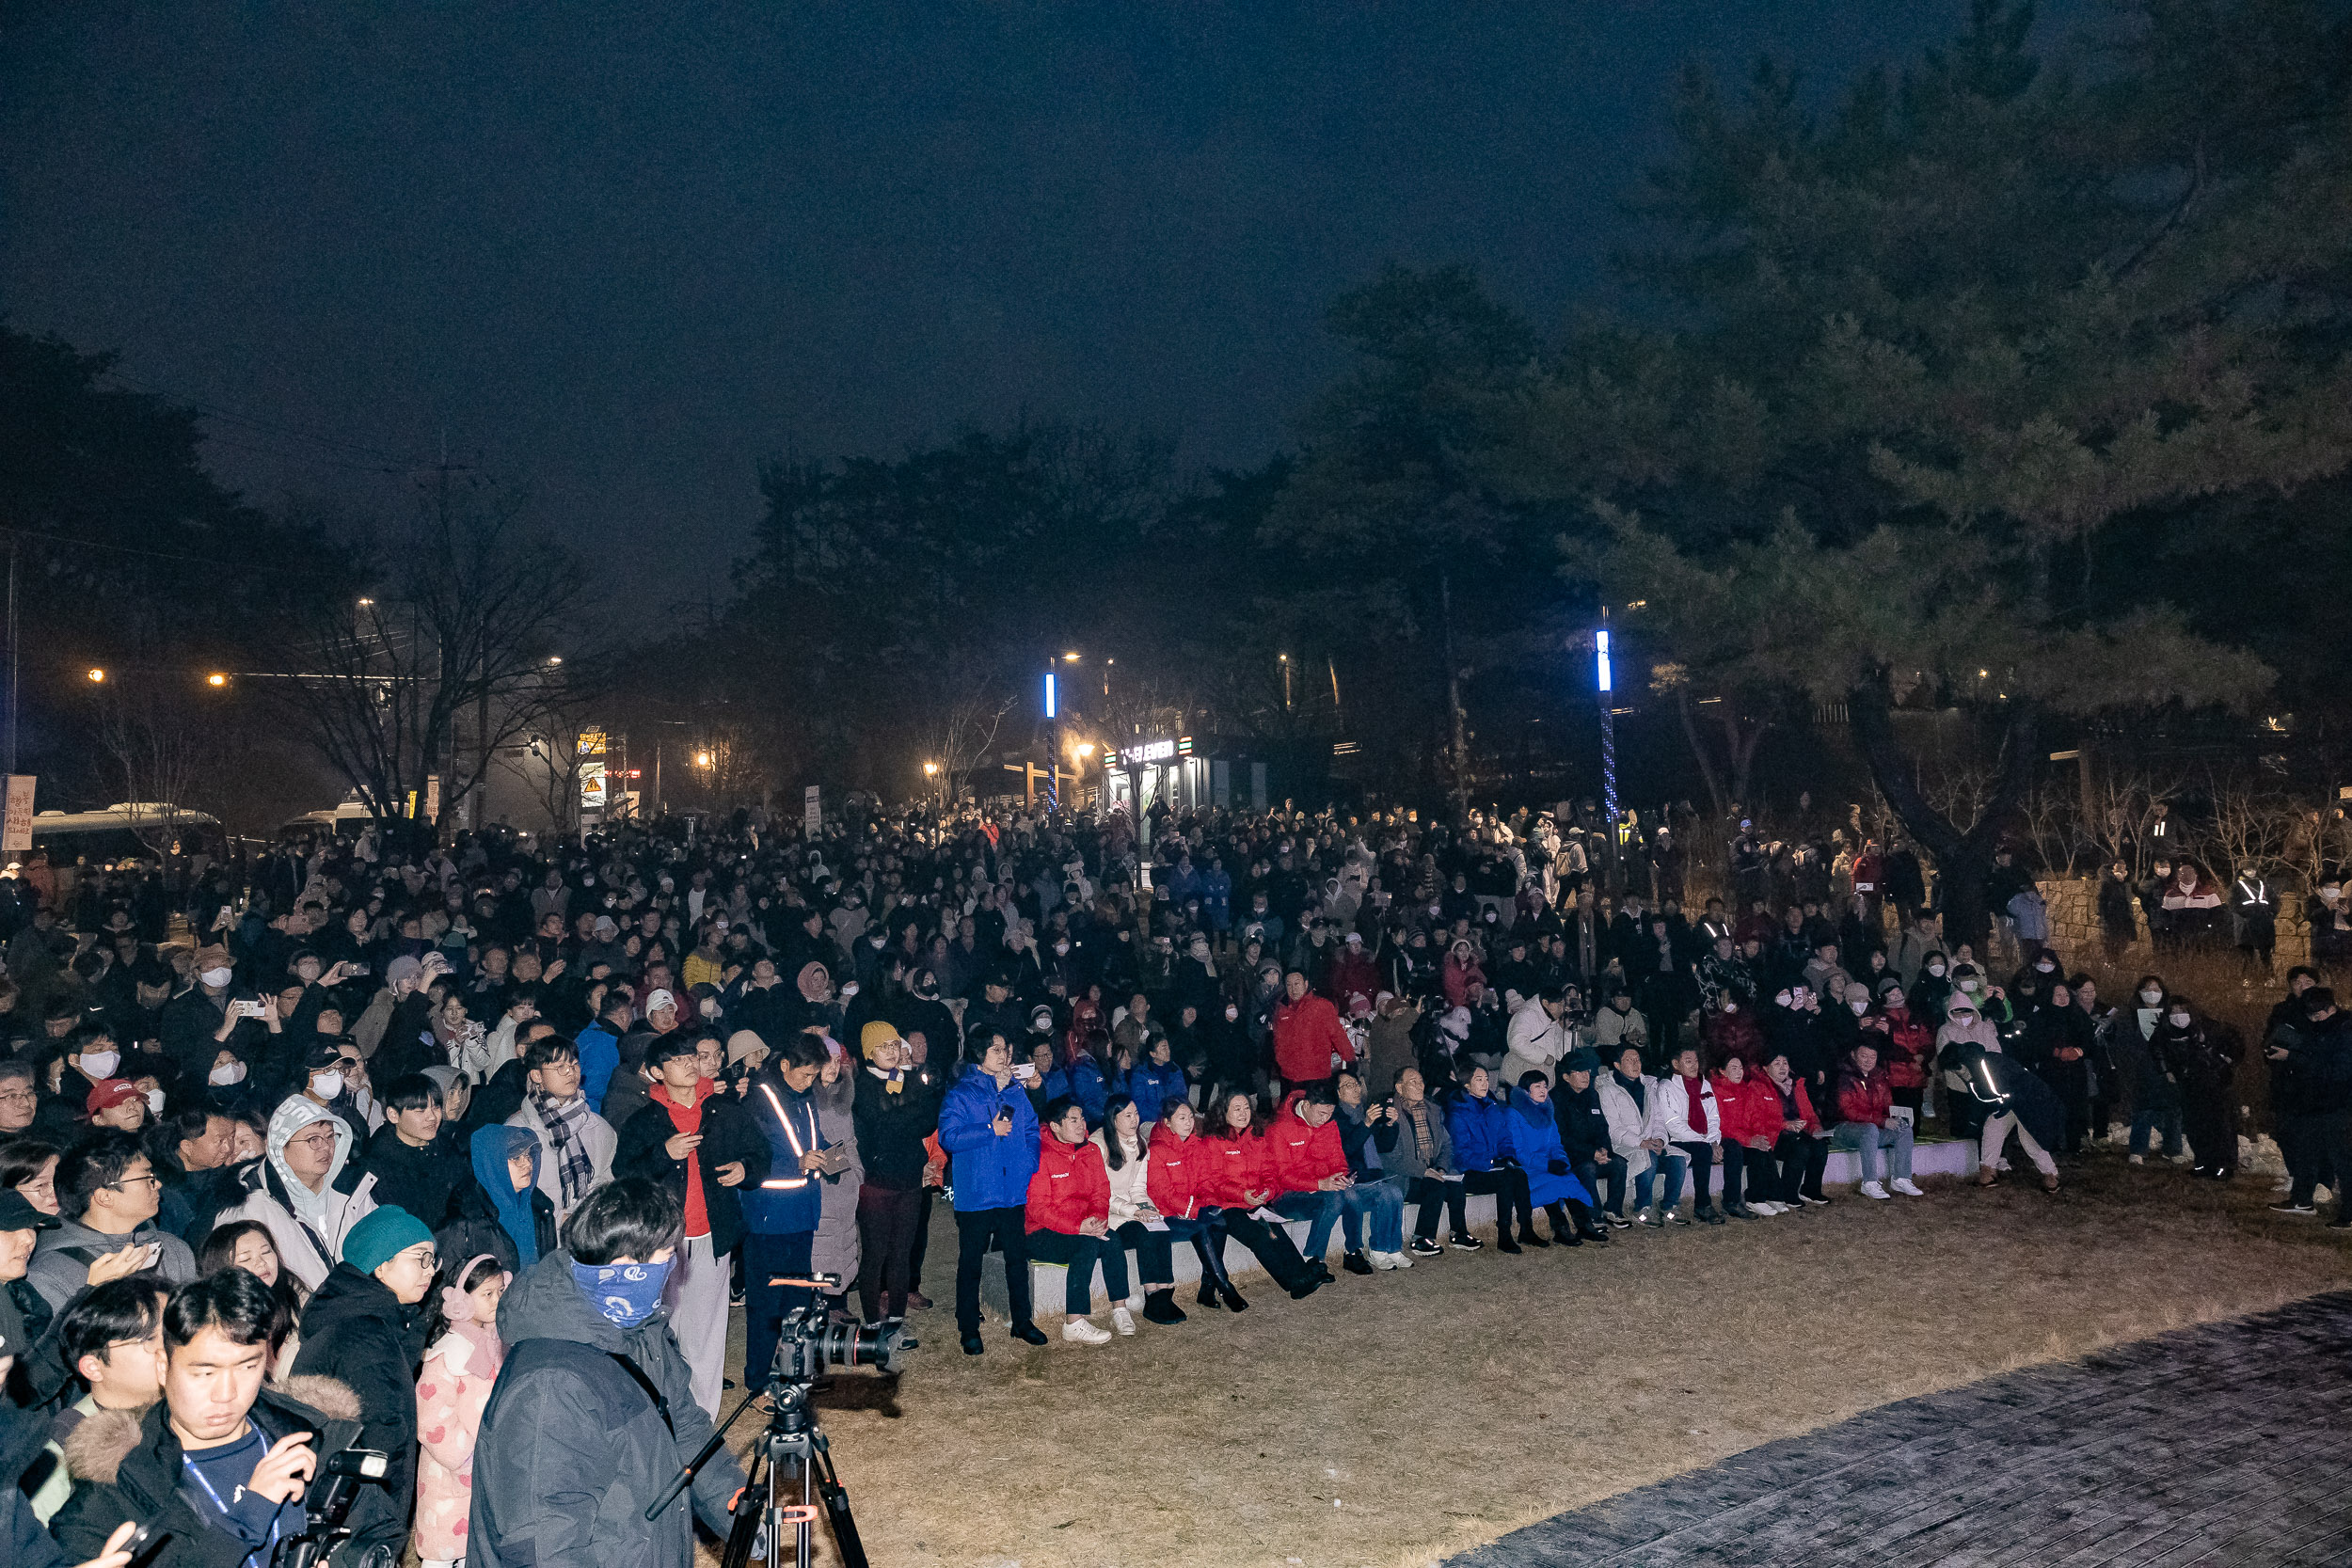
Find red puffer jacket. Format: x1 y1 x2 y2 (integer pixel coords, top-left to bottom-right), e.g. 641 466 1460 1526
1195 1128 1277 1209
1834 1066 1894 1129
1875 1008 1933 1090
1267 1103 1346 1195
1025 1129 1109 1234
1710 1071 1784 1147
1146 1121 1208 1220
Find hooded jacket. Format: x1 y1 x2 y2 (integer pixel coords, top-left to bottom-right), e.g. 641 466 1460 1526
469 1249 745 1568
289 1262 431 1529
1445 1089 1511 1172
209 1098 379 1291
937 1069 1041 1212
52 1374 399 1568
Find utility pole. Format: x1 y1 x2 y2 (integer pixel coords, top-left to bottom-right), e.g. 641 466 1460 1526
5 539 17 775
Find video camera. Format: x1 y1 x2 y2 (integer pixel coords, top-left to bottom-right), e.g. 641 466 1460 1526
121 1448 392 1568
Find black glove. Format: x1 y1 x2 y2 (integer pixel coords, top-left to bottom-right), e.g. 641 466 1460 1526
1548 1158 1569 1176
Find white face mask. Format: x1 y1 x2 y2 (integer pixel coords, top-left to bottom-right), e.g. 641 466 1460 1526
1055 942 1070 956
200 967 234 989
145 1088 165 1115
209 1061 247 1086
1850 999 1870 1015
310 1070 345 1101
1927 964 1946 977
79 1050 120 1080
2140 989 2163 1006
1224 1006 1239 1022
1959 978 1980 992
2168 1012 2190 1028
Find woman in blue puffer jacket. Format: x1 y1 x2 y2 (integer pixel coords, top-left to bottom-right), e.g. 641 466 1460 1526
1501 1070 1605 1245
937 1032 1048 1355
1443 1063 1534 1253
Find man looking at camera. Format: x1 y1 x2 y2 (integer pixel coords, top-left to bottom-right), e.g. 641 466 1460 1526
49 1268 401 1568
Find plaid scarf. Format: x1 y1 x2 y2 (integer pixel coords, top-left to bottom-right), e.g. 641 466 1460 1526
533 1089 597 1209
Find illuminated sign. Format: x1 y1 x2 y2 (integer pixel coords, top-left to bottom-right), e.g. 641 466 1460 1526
1121 739 1177 765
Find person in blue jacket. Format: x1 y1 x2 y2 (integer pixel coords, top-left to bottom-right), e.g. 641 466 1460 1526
1445 1063 1534 1252
573 990 632 1114
1043 1040 1110 1130
1122 1036 1189 1128
938 1031 1050 1356
1503 1070 1609 1245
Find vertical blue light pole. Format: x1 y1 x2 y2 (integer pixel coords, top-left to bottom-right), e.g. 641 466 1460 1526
1596 620 1620 895
1042 669 1060 813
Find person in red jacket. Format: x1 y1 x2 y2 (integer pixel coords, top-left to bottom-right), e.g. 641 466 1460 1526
1268 1084 1405 1275
1145 1102 1248 1311
1866 985 1934 1123
1321 933 1382 1013
1271 972 1355 1094
1833 1043 1924 1201
1195 1092 1322 1301
1758 1050 1831 1208
1025 1097 1131 1343
1709 1054 1785 1217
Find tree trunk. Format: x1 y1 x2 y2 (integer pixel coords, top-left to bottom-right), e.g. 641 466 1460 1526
1847 675 2036 954
1675 688 1727 816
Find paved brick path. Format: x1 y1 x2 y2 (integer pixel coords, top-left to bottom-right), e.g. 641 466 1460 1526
1449 1291 2352 1568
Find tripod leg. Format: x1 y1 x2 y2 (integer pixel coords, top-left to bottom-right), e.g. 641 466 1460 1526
719 1447 767 1568
809 1431 869 1568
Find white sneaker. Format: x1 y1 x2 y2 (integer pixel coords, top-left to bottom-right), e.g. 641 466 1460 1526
1110 1307 1136 1337
1634 1207 1660 1227
1760 1200 1788 1214
2128 1154 2145 1166
1063 1317 1113 1344
1367 1250 1399 1271
1890 1178 1926 1197
1748 1201 1777 1215
1384 1248 1412 1269
1861 1180 1891 1200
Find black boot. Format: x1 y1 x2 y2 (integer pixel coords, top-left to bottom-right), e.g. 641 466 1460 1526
1142 1288 1186 1324
1569 1199 1609 1243
1518 1212 1550 1247
1343 1250 1375 1275
1195 1234 1248 1311
1547 1202 1582 1245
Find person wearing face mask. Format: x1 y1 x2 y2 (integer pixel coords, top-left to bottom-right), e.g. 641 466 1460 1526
2023 984 2098 1155
160 943 278 1094
287 1205 438 1532
1910 952 1953 1026
2120 974 2187 1165
2149 996 2240 1180
1933 1001 2003 1146
469 1178 747 1568
2308 878 2352 966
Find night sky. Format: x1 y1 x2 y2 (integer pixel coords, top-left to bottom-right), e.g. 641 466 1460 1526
4 3 1981 604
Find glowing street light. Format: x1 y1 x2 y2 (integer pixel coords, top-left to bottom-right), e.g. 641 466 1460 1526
85 668 104 684
693 751 712 768
206 673 228 688
923 761 940 776
1062 651 1081 662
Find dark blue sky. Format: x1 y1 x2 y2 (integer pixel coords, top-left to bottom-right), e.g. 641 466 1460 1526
2 3 1993 601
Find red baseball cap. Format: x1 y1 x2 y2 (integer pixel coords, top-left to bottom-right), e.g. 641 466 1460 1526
85 1078 142 1116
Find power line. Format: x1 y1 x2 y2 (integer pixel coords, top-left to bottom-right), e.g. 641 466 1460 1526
102 372 422 467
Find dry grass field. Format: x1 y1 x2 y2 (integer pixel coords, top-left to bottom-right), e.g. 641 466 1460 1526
708 1153 2352 1568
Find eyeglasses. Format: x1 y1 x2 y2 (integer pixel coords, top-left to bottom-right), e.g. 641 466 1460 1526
106 1173 162 1192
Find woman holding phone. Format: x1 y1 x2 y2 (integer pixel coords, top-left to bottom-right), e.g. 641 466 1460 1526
1194 1092 1322 1301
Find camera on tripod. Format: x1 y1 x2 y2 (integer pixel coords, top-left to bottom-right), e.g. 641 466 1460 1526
772 1302 909 1384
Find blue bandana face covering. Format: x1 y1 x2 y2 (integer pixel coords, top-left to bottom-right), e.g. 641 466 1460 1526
572 1258 674 1326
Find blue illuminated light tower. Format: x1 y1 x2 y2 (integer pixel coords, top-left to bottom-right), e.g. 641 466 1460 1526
1041 669 1060 812
1596 617 1620 894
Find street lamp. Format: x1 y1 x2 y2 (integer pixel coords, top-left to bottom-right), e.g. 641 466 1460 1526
1594 622 1619 894
1279 652 1292 710
206 673 227 688
693 751 712 768
85 668 103 684
923 761 940 776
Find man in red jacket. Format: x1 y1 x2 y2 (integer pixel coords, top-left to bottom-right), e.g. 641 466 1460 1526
1272 972 1354 1094
1265 1085 1348 1276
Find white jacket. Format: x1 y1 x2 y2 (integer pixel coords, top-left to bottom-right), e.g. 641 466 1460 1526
1597 1071 1665 1159
1089 1130 1158 1226
1500 997 1568 1084
1659 1073 1722 1146
506 1094 617 1223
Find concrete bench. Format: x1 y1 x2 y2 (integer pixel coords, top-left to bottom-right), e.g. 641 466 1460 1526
970 1135 1979 1321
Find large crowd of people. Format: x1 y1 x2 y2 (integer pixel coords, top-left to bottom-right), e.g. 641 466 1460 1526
0 797 2345 1568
